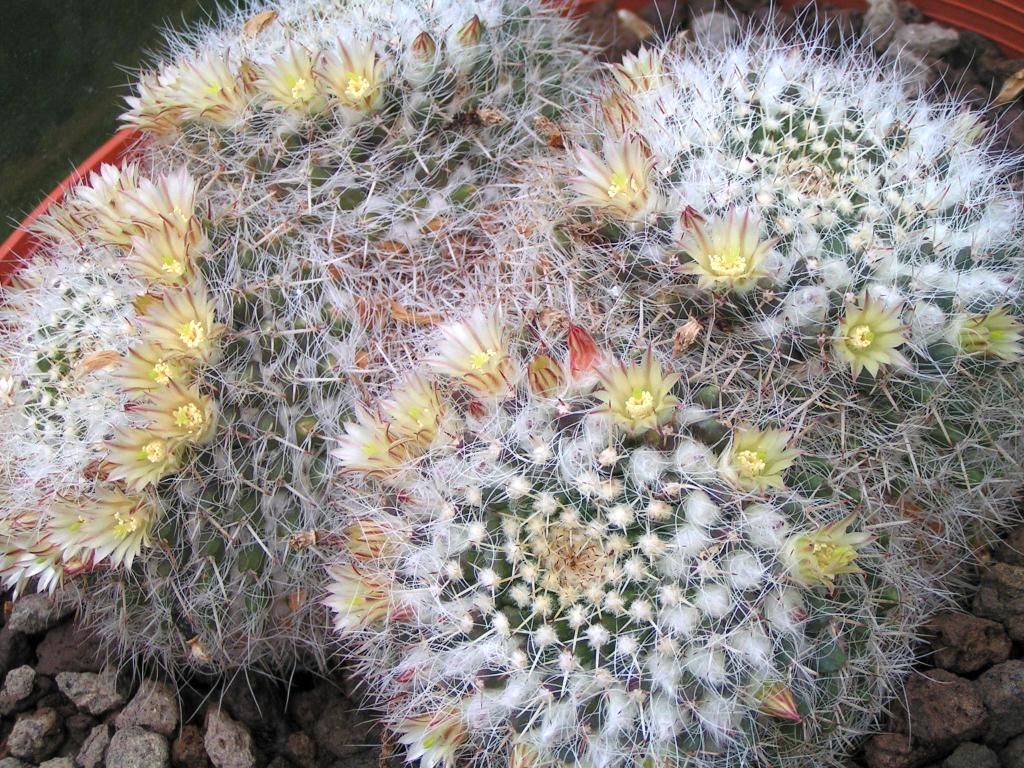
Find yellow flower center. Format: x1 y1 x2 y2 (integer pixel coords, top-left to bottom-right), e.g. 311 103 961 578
150 360 174 385
848 324 875 349
161 255 185 276
173 403 206 434
606 172 640 201
344 73 372 100
624 388 655 420
290 77 311 101
734 449 767 477
810 541 857 576
171 205 189 224
407 405 433 428
708 250 750 278
178 320 206 349
469 349 497 371
142 440 167 463
113 510 141 539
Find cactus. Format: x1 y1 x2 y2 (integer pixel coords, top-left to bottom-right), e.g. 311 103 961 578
0 0 599 673
501 28 1024 566
327 310 928 768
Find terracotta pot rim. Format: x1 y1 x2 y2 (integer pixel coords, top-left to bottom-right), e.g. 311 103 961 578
0 128 142 281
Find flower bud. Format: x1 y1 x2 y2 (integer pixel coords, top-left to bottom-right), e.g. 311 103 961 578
411 31 437 61
456 15 482 47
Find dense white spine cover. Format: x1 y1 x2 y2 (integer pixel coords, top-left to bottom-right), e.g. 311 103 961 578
500 28 1024 568
327 315 927 768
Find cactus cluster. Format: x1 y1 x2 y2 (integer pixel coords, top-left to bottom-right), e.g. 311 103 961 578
3 8 1024 767
327 311 925 768
0 164 210 598
0 0 595 671
121 0 593 344
503 29 1024 565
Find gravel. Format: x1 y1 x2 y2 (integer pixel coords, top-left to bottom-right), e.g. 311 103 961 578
106 726 171 768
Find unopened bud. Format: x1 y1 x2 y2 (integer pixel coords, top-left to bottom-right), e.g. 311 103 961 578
411 31 437 60
456 15 483 47
527 355 565 398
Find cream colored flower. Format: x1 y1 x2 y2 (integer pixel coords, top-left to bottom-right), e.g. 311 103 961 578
333 406 406 477
610 45 664 93
174 52 251 127
324 562 394 632
595 352 680 435
117 342 189 392
394 709 468 768
380 374 446 451
120 66 186 135
254 43 327 114
428 309 515 398
720 427 798 491
571 135 660 223
783 516 871 589
138 284 222 364
947 306 1023 361
0 515 64 596
137 382 217 444
52 491 159 571
123 167 203 243
105 427 182 490
319 39 386 115
127 221 201 286
833 294 908 379
343 518 405 561
73 163 143 246
680 209 773 293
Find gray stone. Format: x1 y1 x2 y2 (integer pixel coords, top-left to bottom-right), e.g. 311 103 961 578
0 626 32 680
171 724 208 768
927 612 1011 675
0 665 36 715
1000 733 1024 768
898 670 987 749
976 660 1024 745
56 668 126 716
7 707 64 762
106 726 170 768
39 758 75 768
36 623 103 677
204 707 256 768
863 0 902 52
313 697 373 759
974 563 1024 641
222 674 284 733
863 732 938 768
285 732 317 768
690 12 739 47
116 679 178 736
7 593 74 635
76 724 111 768
892 22 960 58
942 742 998 768
0 759 32 768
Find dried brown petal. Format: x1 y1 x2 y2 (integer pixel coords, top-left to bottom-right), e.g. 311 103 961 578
243 10 278 37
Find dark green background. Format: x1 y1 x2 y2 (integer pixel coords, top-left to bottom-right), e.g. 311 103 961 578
0 0 209 242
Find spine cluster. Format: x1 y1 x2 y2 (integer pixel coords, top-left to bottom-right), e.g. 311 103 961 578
503 30 1024 567
327 311 924 768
